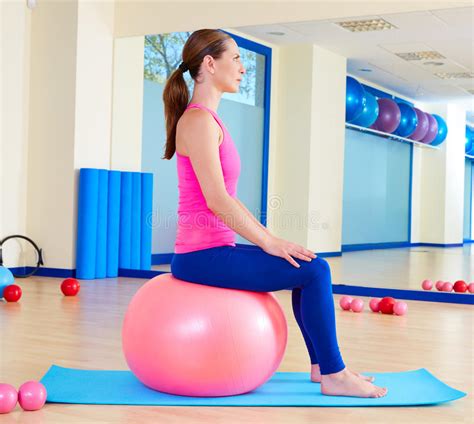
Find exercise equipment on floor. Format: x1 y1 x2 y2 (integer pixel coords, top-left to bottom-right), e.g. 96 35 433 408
0 235 43 278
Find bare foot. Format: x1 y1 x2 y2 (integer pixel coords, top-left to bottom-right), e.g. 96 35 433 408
320 368 388 398
311 364 375 383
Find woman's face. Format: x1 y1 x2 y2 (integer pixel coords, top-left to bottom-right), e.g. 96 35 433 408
214 39 246 93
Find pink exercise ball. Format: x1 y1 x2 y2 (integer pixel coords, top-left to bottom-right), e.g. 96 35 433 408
350 298 364 313
18 381 46 411
442 282 453 292
369 298 381 312
339 295 353 311
0 383 17 414
421 279 433 290
468 283 474 293
122 273 288 397
393 301 408 316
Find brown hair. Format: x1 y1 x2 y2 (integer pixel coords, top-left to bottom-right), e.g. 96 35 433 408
162 29 232 160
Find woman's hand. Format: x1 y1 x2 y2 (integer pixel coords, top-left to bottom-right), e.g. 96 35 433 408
261 235 317 268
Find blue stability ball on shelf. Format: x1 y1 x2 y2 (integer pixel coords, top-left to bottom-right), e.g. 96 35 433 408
394 103 418 137
0 266 15 298
350 91 379 127
345 76 367 122
430 114 448 146
466 126 473 154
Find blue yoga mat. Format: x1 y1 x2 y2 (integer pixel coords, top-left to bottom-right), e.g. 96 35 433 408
40 365 466 407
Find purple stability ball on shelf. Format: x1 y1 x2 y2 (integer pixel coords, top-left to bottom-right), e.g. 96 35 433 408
373 98 401 133
409 108 429 141
420 113 438 144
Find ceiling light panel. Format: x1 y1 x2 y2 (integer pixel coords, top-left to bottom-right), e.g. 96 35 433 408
395 51 446 61
434 72 474 80
335 18 397 32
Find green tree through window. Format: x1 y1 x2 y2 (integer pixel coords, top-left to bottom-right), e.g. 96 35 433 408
144 32 261 106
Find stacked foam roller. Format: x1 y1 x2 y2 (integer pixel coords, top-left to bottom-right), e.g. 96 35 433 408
76 168 153 279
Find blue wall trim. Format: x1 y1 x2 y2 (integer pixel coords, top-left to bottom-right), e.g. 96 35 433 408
10 267 76 279
408 143 413 243
118 268 166 279
343 242 464 251
152 253 175 265
223 30 272 227
411 242 464 248
317 252 342 258
343 242 412 251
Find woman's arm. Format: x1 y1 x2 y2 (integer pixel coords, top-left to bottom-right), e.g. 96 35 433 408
208 196 272 248
234 197 272 236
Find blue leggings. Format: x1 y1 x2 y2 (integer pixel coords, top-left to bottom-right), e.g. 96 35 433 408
170 244 346 375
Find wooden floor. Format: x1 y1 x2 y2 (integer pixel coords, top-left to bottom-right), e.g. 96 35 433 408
1 248 473 423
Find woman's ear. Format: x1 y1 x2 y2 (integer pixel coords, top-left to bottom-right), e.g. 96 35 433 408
203 55 216 75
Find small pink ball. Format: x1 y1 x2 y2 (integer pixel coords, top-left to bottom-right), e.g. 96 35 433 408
435 280 445 291
421 280 433 290
18 381 47 411
468 283 474 294
350 298 364 313
393 301 408 316
369 298 381 312
0 383 17 414
442 282 453 292
339 296 353 311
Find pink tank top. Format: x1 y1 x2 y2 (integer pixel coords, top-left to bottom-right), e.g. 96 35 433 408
174 103 241 254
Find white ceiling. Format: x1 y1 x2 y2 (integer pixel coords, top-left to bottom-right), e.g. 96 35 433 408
234 6 474 115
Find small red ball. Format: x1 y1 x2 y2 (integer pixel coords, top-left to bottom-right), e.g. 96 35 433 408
61 278 80 296
379 297 396 314
453 280 467 293
3 285 22 302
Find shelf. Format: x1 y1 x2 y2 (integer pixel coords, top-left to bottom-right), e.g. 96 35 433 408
345 123 440 150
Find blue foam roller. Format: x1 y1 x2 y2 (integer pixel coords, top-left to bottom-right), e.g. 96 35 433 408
107 171 121 278
76 169 99 280
130 173 142 269
95 170 108 279
119 172 133 269
141 173 153 270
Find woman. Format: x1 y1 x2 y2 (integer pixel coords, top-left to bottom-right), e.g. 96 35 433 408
163 29 387 398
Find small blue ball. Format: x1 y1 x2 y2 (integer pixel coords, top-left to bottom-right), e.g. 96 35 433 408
0 266 15 298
